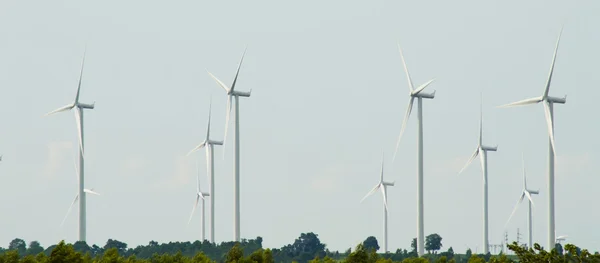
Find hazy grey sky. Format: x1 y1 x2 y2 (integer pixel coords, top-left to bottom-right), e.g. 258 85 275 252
0 0 598 254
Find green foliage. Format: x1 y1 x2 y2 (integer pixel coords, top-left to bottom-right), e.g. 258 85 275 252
362 237 380 253
2 235 600 263
425 234 442 254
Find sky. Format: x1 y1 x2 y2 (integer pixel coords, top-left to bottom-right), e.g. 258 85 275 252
0 0 598 255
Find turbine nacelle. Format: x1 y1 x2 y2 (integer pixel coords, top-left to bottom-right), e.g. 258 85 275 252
197 192 210 199
547 95 566 104
412 90 435 99
78 102 95 109
232 90 252 97
481 145 498 152
208 140 224 146
383 181 395 187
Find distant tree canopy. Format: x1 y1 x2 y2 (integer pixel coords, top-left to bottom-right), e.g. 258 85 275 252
1 234 598 263
362 236 380 252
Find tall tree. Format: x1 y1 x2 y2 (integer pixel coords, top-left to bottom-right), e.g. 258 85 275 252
362 236 380 252
425 234 443 254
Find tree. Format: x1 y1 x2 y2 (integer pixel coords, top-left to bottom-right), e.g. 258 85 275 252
465 248 472 259
263 248 274 263
344 244 378 263
48 241 84 263
103 239 128 256
410 238 417 253
362 236 380 252
8 238 26 256
26 241 44 256
226 244 244 263
425 234 443 254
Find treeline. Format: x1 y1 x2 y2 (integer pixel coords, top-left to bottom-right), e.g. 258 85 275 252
0 232 599 263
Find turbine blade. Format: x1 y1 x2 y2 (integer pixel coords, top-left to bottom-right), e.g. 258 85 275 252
207 71 230 93
187 141 206 156
45 104 73 117
543 27 563 99
524 191 535 207
73 107 84 158
84 189 100 196
230 47 247 92
60 194 79 227
74 50 86 104
543 101 557 157
360 184 381 203
73 152 79 183
206 97 212 140
397 44 414 92
504 193 525 229
381 185 388 211
497 97 541 108
392 97 415 162
479 92 483 145
188 195 200 225
412 78 435 95
479 150 486 183
458 148 479 175
222 95 233 160
522 153 527 189
379 153 384 184
196 159 201 193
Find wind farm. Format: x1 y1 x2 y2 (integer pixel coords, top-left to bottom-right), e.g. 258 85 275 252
1 1 599 261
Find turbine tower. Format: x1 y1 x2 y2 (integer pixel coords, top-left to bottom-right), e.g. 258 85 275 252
188 98 223 243
499 27 565 249
457 95 497 254
45 51 95 242
61 156 100 229
208 47 251 242
360 154 395 253
504 154 539 250
392 44 436 257
188 160 210 241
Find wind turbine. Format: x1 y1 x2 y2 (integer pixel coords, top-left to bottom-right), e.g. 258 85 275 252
457 94 497 255
498 27 566 249
188 160 210 241
504 154 539 250
46 51 95 242
392 44 436 257
360 154 395 253
555 231 568 244
207 47 251 242
187 98 223 243
61 156 100 229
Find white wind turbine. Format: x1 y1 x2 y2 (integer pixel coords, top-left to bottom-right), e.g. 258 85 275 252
392 44 436 257
187 98 223 243
504 154 539 250
61 156 100 229
46 51 95 242
207 47 251 242
457 95 497 255
360 154 395 253
498 27 566 249
188 160 210 241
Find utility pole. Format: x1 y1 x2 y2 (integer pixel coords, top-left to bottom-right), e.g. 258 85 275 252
516 228 522 247
503 231 509 255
